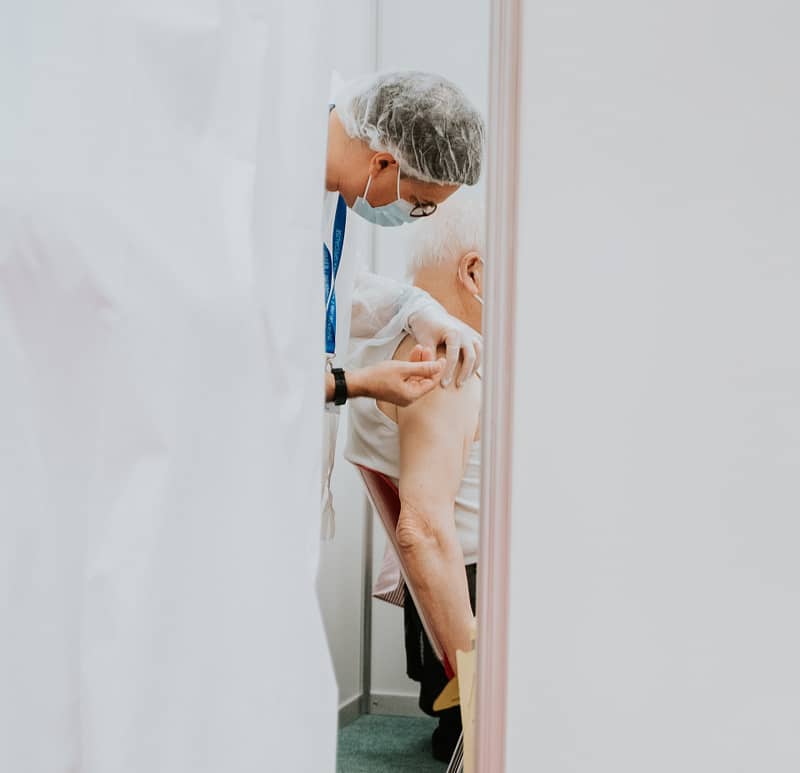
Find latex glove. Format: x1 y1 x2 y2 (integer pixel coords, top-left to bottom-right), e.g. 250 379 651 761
407 300 482 388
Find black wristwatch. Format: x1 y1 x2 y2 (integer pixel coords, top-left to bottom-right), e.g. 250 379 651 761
331 367 348 406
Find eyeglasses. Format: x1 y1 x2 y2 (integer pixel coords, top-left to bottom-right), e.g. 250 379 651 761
409 201 438 218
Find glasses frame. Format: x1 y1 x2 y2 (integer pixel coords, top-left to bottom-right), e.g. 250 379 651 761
409 201 438 218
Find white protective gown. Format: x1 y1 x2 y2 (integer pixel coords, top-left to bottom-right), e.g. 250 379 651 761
0 2 337 772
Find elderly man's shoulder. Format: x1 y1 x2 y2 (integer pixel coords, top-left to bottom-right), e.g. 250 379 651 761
397 335 481 418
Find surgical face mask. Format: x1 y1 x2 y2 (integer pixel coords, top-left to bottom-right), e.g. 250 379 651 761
352 165 416 227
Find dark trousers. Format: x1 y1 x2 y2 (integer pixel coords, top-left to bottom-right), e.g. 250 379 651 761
403 563 478 728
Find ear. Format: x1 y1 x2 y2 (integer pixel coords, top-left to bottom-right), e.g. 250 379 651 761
458 250 483 295
368 152 398 177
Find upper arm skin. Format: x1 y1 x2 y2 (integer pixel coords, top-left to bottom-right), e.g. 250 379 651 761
396 374 480 535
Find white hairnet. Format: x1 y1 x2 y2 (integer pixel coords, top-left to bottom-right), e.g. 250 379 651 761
334 71 485 186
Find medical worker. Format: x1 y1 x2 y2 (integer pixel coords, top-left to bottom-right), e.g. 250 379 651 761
319 72 485 534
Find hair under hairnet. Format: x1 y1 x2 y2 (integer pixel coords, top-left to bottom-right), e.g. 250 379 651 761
334 71 485 187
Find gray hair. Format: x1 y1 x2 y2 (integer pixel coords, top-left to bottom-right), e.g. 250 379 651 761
407 195 486 277
334 71 485 186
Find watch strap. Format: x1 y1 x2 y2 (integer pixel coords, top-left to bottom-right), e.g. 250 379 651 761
331 367 348 406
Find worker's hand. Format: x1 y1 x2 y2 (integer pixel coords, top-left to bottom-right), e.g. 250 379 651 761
349 345 446 406
406 301 482 388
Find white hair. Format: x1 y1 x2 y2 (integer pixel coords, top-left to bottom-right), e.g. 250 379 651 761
406 195 486 278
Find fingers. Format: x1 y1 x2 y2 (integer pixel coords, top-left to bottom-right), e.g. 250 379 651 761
404 377 439 402
403 364 446 401
409 344 435 364
399 357 445 381
442 331 485 388
473 337 483 376
456 336 482 386
456 339 477 388
392 357 445 405
442 335 460 388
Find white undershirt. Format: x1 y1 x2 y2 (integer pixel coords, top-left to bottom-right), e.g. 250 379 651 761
344 333 480 565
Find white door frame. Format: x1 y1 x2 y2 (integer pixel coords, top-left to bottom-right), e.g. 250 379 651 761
475 0 522 769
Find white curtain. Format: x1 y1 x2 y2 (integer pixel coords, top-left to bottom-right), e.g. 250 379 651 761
0 1 337 771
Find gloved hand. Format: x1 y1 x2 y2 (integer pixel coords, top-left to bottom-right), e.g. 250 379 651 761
406 300 482 388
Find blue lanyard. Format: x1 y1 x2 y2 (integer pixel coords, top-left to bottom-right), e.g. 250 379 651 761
323 194 347 355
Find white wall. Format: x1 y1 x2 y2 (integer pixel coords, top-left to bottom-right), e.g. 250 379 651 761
315 0 374 711
369 0 490 703
506 1 800 770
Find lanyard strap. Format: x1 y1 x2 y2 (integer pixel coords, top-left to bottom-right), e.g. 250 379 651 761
323 194 347 355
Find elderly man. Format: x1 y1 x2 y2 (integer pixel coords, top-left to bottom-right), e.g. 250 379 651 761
346 196 484 761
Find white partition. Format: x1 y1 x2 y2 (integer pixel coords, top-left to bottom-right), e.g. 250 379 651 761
0 2 339 771
505 1 800 770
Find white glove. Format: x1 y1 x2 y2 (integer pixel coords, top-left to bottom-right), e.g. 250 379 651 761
406 298 482 388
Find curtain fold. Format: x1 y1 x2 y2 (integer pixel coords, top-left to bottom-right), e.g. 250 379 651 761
0 2 336 771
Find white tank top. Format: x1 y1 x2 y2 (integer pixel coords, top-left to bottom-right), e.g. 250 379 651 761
344 334 480 565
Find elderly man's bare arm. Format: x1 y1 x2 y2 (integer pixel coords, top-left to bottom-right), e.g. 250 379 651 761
389 338 480 672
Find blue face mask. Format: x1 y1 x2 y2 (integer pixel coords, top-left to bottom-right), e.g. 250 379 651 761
352 165 416 227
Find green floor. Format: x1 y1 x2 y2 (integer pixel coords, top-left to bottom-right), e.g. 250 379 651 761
337 714 447 773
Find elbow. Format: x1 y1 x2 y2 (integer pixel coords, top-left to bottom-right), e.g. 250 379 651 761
395 503 454 556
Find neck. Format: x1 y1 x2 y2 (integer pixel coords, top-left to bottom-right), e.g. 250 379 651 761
325 111 342 192
414 268 482 334
326 110 363 194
